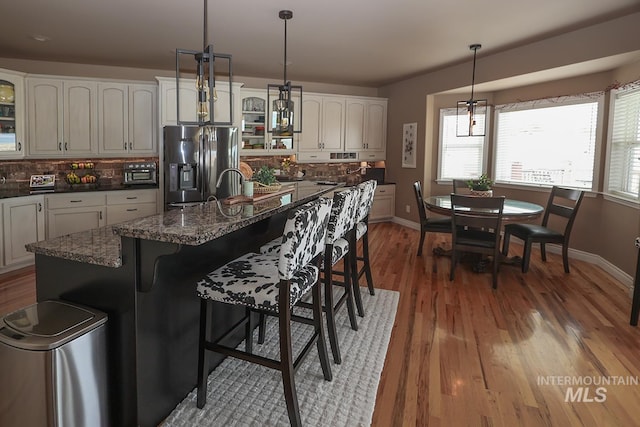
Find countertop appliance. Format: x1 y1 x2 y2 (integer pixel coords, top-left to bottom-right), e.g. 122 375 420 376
124 161 157 185
364 167 385 185
0 300 109 426
29 174 56 193
164 125 239 209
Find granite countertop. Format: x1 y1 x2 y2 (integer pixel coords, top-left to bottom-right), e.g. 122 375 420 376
26 181 341 267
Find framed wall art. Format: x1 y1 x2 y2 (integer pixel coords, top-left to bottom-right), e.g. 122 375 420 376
402 122 417 168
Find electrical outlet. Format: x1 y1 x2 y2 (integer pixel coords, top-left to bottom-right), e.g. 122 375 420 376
405 204 411 213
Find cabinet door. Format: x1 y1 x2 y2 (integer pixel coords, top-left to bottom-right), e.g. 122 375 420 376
365 100 387 152
0 69 26 158
46 206 106 239
64 81 98 155
3 196 45 265
27 78 64 156
98 83 128 154
159 78 198 125
128 84 157 154
345 99 366 151
299 95 322 151
321 97 345 151
106 203 157 225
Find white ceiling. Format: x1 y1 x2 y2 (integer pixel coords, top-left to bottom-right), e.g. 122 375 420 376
2 0 640 87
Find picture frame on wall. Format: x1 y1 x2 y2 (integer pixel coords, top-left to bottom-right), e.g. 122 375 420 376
402 122 417 168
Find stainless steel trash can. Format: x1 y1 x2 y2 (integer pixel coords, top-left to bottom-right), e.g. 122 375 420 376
0 300 108 426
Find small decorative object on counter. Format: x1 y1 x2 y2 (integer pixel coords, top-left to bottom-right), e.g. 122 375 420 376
252 166 281 193
468 174 494 197
66 161 99 186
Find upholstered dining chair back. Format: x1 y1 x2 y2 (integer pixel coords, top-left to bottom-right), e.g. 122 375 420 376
326 187 361 245
356 180 378 223
278 197 333 280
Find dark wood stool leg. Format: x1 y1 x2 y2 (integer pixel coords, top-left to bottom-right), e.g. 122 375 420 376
257 312 266 344
562 243 570 273
522 241 533 273
541 242 548 261
312 277 332 380
343 253 360 329
196 299 210 409
417 228 426 256
502 231 511 256
324 258 342 364
362 231 375 296
278 284 302 427
351 247 365 318
245 307 253 354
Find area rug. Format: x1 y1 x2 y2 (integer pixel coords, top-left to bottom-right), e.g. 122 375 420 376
162 288 399 427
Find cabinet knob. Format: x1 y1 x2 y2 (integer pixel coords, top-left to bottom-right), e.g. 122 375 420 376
124 142 127 149
126 208 138 212
64 142 68 150
17 142 22 151
38 203 42 212
129 142 133 150
126 196 138 200
59 142 62 151
99 211 103 220
70 200 83 203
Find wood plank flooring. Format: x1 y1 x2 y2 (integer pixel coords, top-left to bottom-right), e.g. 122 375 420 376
1 223 639 426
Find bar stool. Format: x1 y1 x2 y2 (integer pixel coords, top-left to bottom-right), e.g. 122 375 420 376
195 198 333 427
351 180 377 317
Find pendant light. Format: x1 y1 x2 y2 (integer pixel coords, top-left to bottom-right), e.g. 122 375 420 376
267 10 302 137
456 44 487 137
175 0 234 126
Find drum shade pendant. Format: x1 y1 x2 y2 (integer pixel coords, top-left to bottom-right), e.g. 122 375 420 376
456 44 487 137
175 0 233 126
268 10 302 136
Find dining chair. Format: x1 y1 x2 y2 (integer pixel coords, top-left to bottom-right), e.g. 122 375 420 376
195 198 333 427
450 194 505 289
413 181 452 256
502 186 584 273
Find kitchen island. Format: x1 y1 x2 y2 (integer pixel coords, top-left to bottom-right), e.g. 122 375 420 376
26 181 340 427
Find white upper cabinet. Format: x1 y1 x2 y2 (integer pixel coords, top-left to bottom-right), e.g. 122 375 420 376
299 95 344 152
98 82 157 155
157 77 242 127
27 78 98 157
0 68 26 158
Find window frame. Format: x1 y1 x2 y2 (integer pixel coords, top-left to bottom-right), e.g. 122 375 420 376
491 94 604 191
437 107 490 182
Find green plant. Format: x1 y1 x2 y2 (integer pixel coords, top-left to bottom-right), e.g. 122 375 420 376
253 166 278 185
467 174 493 191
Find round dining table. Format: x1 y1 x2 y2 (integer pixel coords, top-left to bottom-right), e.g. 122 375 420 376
424 195 544 221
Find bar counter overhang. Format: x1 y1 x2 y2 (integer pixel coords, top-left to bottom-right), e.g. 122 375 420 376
27 181 341 427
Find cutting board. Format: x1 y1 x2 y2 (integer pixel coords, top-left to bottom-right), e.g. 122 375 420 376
222 186 295 205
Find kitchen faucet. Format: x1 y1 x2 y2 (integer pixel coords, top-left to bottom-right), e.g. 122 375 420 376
216 168 245 195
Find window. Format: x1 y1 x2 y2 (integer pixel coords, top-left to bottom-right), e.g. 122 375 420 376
438 108 488 180
606 86 640 202
494 96 601 189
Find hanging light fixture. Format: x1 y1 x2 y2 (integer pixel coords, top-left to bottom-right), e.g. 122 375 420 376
456 44 487 137
175 0 233 126
267 10 302 137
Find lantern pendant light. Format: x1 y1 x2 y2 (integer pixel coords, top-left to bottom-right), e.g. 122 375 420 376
268 10 302 137
456 44 487 137
175 0 234 126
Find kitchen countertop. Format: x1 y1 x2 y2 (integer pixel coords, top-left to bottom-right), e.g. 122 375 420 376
26 181 341 267
0 183 159 199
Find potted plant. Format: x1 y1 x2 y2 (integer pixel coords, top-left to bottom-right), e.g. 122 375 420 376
252 166 281 193
467 174 494 197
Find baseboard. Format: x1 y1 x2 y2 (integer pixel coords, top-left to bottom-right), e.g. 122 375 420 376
388 217 634 291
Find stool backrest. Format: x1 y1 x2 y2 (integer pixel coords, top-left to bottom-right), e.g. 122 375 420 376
326 187 361 244
356 180 377 223
279 197 333 280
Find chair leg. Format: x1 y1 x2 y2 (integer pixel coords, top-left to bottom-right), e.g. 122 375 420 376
312 278 332 381
522 241 533 273
492 252 499 289
343 255 360 328
502 231 511 256
257 312 266 344
417 229 426 256
324 261 342 364
279 293 302 427
245 307 253 354
362 232 375 296
450 250 456 281
351 239 365 317
196 299 210 409
562 243 570 273
540 243 547 262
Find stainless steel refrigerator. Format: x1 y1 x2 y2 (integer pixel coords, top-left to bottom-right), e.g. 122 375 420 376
164 125 239 209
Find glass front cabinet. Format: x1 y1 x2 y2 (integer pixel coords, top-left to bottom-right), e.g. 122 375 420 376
240 88 297 155
0 68 25 157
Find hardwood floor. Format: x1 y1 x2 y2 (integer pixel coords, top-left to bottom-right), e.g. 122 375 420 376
1 223 639 426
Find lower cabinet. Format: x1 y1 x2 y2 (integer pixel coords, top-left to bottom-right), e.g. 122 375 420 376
2 195 45 267
106 190 157 225
46 193 107 239
369 184 395 222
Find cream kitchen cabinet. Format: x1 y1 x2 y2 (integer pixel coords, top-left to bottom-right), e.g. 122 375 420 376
2 195 45 267
298 94 348 162
106 189 157 225
98 83 157 155
157 77 242 127
27 78 98 157
369 184 395 222
45 192 106 239
0 68 26 158
345 98 387 161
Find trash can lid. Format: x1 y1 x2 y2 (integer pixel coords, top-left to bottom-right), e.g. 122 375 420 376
3 300 95 337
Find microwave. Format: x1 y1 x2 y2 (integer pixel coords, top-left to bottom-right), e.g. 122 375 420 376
124 162 157 185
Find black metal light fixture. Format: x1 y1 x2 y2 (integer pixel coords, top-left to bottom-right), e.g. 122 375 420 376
175 0 233 126
267 10 302 137
456 44 487 137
